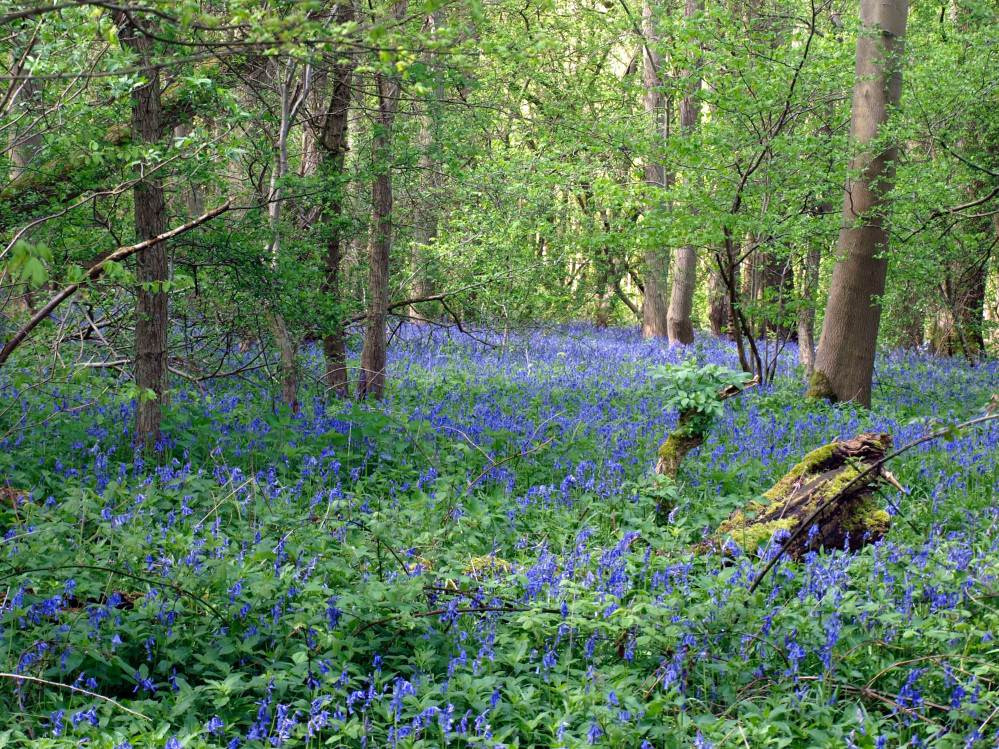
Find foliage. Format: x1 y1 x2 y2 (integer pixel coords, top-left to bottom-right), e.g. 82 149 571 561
1 327 998 748
651 361 752 436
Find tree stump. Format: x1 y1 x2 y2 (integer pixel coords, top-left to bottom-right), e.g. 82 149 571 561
655 378 759 479
705 432 893 559
655 411 704 478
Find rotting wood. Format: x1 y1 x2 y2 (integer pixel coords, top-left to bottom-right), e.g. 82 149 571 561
702 432 894 559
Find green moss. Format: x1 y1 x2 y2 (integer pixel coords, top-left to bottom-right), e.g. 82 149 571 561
464 556 513 576
762 443 838 501
717 517 796 555
842 496 891 536
806 369 837 403
657 435 682 463
656 422 703 479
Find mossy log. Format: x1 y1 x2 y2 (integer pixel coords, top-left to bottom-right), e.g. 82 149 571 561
703 432 893 559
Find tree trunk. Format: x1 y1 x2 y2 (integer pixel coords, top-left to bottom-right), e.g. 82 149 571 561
808 0 908 408
263 57 312 410
313 3 356 398
7 70 42 180
4 48 43 313
641 1 669 339
665 0 704 346
118 15 169 448
761 250 794 341
410 9 445 324
797 245 821 376
269 311 299 411
172 124 204 216
707 263 729 337
358 69 401 399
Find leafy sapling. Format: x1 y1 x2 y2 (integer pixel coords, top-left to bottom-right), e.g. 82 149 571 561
650 362 754 480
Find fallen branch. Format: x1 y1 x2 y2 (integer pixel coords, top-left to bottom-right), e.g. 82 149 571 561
0 200 230 370
704 433 894 560
0 672 150 721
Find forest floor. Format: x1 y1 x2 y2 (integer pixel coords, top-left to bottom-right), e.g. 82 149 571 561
2 325 999 748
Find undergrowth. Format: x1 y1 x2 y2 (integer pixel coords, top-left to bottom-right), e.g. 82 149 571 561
1 326 998 748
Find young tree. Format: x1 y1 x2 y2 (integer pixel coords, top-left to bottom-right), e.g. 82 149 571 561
640 1 669 339
313 3 357 398
117 11 170 446
808 0 909 407
666 0 703 345
359 1 408 399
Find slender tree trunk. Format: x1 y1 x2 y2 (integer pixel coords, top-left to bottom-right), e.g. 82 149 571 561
892 281 926 348
313 3 355 398
118 16 169 447
172 124 204 216
797 245 821 376
264 58 312 411
808 0 908 407
707 263 728 337
641 1 669 339
358 69 401 399
666 0 704 345
410 9 444 324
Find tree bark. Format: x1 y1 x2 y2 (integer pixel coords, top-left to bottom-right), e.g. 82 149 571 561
666 0 704 346
703 433 894 559
7 59 42 180
707 263 729 337
797 245 821 376
313 3 356 398
809 0 908 408
358 66 402 399
118 15 169 448
410 9 445 324
641 1 669 339
263 57 312 410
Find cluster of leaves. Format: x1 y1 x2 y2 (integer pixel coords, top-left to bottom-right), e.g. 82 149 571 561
651 361 753 437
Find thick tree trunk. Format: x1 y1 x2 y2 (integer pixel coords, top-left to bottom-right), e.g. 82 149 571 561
119 16 169 448
358 70 401 399
641 1 669 339
313 3 355 397
809 0 908 407
666 0 704 346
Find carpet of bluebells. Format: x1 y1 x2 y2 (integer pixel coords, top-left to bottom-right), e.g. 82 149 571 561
2 325 999 748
